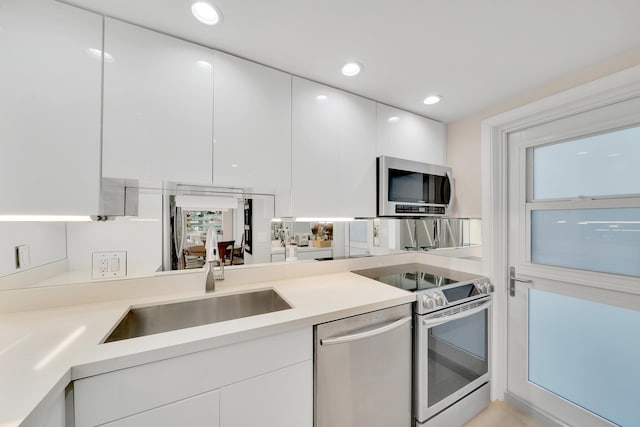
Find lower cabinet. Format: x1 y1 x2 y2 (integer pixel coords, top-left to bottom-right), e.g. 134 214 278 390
74 328 311 427
102 390 220 427
220 361 312 427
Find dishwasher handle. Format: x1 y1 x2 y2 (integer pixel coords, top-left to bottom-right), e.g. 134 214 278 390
320 316 412 346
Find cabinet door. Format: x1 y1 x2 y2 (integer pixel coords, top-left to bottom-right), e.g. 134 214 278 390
0 0 102 215
376 103 445 165
337 93 377 218
213 52 291 193
103 390 219 427
220 361 312 427
102 18 214 184
291 78 339 217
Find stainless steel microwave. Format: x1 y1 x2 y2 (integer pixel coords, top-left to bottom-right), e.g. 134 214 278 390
377 156 453 217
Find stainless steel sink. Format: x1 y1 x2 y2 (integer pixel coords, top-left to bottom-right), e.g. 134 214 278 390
104 289 291 343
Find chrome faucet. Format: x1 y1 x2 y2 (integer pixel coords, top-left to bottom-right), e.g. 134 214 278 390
205 255 217 293
205 226 223 293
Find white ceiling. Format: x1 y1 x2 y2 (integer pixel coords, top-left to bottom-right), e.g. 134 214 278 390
60 0 640 123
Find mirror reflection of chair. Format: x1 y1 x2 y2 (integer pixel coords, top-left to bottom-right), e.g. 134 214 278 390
232 233 245 265
217 240 235 266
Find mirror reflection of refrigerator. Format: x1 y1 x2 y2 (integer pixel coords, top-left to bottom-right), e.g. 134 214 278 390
165 195 236 271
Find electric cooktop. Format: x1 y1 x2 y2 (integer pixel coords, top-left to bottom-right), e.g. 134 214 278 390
352 263 481 292
354 263 493 315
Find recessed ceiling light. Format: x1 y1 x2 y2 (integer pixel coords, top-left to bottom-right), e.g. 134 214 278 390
387 116 400 123
315 95 328 102
231 164 238 168
608 153 621 157
423 95 441 105
341 62 362 77
191 1 222 25
577 151 589 155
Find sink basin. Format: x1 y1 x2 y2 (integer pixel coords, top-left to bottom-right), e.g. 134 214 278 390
104 289 292 343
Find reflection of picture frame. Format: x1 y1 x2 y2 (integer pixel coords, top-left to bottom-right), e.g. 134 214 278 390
244 199 253 254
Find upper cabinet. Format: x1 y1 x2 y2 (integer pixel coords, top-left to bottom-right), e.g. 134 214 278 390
0 0 103 215
376 103 446 165
290 78 376 218
291 78 340 218
101 18 214 185
337 92 377 218
213 52 291 193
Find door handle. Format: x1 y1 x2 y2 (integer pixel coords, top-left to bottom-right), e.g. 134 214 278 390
509 266 533 297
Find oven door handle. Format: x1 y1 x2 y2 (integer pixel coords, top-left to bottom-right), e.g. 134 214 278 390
422 300 492 328
320 316 412 346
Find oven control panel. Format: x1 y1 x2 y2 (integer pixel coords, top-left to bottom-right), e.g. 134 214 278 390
421 291 446 310
473 277 494 295
420 278 493 313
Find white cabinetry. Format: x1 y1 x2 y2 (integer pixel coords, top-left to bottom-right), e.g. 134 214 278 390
376 103 445 165
74 328 311 427
290 78 376 218
0 0 102 215
338 94 377 218
220 361 312 427
291 78 339 217
103 390 219 427
102 18 214 185
213 52 291 194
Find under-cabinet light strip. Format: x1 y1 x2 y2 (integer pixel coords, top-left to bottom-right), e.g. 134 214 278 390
0 215 92 222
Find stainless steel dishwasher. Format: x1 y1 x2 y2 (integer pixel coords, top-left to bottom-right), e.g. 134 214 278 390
314 303 412 427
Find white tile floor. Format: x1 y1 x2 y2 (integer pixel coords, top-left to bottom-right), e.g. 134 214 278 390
464 401 546 427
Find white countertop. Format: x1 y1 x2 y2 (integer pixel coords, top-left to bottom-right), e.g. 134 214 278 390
0 271 415 427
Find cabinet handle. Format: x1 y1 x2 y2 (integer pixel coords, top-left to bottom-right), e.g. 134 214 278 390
320 316 412 346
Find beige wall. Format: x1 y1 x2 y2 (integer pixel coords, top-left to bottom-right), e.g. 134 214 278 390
447 47 640 218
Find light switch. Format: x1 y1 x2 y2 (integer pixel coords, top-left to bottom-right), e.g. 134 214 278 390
92 251 126 279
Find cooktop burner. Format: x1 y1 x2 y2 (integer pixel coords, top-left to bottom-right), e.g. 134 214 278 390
353 263 481 292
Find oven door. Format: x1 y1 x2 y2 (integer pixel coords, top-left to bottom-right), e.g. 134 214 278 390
415 298 491 423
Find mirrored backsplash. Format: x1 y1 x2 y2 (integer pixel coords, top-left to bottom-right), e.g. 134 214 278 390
0 187 480 290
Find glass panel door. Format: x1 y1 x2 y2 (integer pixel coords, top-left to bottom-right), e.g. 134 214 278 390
507 98 640 427
528 289 640 427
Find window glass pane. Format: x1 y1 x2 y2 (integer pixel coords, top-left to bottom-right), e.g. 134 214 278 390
533 126 640 200
531 208 640 277
529 289 640 427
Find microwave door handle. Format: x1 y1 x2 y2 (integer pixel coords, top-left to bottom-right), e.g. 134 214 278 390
320 316 412 346
422 300 492 328
446 170 454 214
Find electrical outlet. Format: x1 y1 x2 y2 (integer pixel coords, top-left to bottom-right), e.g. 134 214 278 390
15 245 30 269
92 251 126 279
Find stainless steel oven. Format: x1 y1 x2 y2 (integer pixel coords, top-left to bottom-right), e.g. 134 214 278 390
415 296 491 426
353 264 493 427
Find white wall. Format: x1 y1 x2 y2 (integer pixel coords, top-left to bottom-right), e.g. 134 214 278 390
66 192 163 280
0 222 66 277
447 47 640 218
